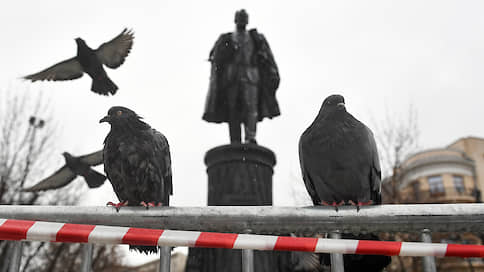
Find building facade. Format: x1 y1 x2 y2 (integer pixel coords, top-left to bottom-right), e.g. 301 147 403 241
448 136 484 201
390 148 478 204
383 137 484 271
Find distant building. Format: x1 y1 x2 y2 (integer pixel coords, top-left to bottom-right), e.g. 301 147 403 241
383 147 479 204
382 136 484 272
448 136 484 201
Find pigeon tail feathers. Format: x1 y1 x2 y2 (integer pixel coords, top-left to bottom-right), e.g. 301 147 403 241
83 169 106 188
91 76 117 95
129 245 158 254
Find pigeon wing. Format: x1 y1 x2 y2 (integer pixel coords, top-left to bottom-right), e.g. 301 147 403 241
22 166 76 192
96 28 134 69
153 129 173 198
24 57 83 82
83 168 107 188
292 251 321 271
103 142 128 202
366 126 383 203
79 150 104 166
298 135 321 205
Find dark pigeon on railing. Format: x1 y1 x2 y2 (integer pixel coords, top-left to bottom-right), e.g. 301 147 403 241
23 150 106 192
299 94 390 271
24 28 134 96
299 94 382 210
100 106 172 254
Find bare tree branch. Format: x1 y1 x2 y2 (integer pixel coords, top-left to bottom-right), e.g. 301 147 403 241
0 88 123 271
372 104 420 178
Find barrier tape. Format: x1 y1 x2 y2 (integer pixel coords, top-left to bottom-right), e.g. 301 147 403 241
1 219 483 257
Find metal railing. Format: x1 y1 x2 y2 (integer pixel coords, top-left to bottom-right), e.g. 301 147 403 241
1 203 484 272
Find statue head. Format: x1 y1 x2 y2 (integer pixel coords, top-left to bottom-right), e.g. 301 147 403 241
234 9 249 29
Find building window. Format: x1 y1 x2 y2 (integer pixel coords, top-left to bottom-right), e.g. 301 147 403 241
428 175 445 196
412 181 420 202
453 175 465 194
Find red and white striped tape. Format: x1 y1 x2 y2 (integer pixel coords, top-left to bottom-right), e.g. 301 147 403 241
1 218 483 257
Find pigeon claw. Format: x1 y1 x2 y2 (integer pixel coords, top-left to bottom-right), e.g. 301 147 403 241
140 201 150 209
106 201 128 212
358 200 373 206
140 201 163 209
150 202 163 207
353 200 373 212
321 200 345 212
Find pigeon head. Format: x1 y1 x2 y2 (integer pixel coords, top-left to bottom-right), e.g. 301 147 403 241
75 38 86 46
321 94 346 113
315 94 347 121
62 152 75 165
100 106 147 131
61 152 72 159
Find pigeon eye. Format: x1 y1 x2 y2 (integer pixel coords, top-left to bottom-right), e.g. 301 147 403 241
116 110 123 116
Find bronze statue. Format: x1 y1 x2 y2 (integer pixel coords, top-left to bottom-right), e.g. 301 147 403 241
203 9 280 144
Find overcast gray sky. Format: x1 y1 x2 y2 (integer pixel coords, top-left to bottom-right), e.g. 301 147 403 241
2 0 484 264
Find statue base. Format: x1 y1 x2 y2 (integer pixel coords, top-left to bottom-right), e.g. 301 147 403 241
186 143 292 272
205 143 275 206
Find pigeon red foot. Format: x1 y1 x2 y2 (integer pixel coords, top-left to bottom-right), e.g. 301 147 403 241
321 200 345 212
107 200 129 212
348 200 373 212
140 201 163 209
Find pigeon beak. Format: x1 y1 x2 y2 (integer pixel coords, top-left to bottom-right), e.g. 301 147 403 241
337 102 345 109
99 116 111 123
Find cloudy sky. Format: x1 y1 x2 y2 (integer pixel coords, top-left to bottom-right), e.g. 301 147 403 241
2 0 484 265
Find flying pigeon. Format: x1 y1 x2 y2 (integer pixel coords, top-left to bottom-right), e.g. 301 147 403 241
23 150 106 192
24 28 134 95
100 106 172 254
299 94 382 210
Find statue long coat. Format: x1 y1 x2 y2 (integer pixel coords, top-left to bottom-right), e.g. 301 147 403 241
202 29 280 123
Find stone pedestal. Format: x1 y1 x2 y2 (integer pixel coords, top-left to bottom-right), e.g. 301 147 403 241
185 144 292 272
206 144 275 206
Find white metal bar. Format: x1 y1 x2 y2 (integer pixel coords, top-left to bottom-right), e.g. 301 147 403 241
421 229 437 272
242 249 254 272
159 246 171 272
1 204 484 233
80 243 93 272
9 241 22 272
4 218 484 259
329 232 344 272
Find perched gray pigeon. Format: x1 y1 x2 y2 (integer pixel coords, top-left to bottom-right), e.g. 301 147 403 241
299 94 382 209
23 151 106 192
24 28 134 95
299 94 390 272
100 106 172 254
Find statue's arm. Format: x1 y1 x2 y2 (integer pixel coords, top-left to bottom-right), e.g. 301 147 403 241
256 33 280 93
209 34 226 62
258 34 278 69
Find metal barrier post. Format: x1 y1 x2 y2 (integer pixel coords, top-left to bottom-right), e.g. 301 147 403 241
159 246 171 272
80 244 93 272
421 229 437 272
242 249 254 272
9 241 22 272
330 232 344 272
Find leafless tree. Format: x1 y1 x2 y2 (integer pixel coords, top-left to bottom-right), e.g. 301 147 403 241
370 104 421 272
0 89 123 271
371 104 420 204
